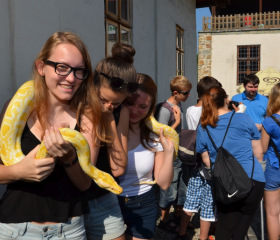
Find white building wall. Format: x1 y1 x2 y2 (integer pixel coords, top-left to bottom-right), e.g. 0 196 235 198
211 30 280 98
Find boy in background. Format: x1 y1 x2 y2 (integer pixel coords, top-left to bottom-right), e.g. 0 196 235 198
157 75 192 232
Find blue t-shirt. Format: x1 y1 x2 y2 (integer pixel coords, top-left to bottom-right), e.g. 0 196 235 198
196 111 265 182
232 92 268 124
262 114 280 169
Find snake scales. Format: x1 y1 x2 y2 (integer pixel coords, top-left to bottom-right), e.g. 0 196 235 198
0 81 179 193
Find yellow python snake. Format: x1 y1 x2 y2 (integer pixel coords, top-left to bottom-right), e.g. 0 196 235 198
145 116 179 158
0 81 179 191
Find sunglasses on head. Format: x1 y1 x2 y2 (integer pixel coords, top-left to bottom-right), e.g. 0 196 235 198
179 90 191 95
98 72 139 93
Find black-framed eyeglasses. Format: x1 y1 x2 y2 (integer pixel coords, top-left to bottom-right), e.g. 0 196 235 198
179 90 191 95
44 60 89 80
99 72 139 93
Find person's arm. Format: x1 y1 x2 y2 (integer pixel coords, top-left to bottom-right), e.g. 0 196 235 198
261 127 270 154
0 100 56 184
201 151 211 168
106 108 128 177
255 124 263 132
252 139 264 163
0 146 56 184
153 128 174 190
171 105 181 129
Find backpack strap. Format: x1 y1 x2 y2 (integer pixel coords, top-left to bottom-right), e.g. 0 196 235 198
205 111 235 150
269 116 280 163
220 111 235 146
162 102 176 126
154 101 176 126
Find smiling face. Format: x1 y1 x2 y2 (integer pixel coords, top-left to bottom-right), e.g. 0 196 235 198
36 43 84 104
127 89 152 124
99 86 126 112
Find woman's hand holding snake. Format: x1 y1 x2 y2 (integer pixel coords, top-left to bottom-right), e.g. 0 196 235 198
43 126 76 165
159 128 174 155
14 145 55 182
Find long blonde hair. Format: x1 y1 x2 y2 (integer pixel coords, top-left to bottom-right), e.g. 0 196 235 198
32 31 105 143
266 83 280 117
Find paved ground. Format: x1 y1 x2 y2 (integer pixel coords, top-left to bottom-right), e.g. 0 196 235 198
153 204 268 240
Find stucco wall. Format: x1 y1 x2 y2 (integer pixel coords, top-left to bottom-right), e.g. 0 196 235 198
0 0 105 110
133 0 197 117
211 30 280 98
0 0 197 128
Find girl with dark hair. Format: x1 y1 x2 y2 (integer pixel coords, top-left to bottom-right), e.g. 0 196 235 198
0 31 104 239
196 86 265 240
261 82 280 240
84 43 138 240
117 73 174 240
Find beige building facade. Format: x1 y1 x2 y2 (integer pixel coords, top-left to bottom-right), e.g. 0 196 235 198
198 21 280 98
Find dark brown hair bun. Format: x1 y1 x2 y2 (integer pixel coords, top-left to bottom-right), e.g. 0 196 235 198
111 42 135 64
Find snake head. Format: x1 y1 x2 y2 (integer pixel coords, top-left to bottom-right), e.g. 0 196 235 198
145 115 179 159
94 170 123 195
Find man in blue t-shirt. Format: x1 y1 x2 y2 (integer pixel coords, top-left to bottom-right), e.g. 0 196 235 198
232 74 268 131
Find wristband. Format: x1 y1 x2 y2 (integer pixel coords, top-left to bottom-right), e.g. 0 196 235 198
60 156 79 168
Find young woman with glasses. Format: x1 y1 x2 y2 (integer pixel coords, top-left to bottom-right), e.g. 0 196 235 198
84 43 138 240
0 32 105 239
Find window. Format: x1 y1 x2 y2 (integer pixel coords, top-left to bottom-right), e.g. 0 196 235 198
176 25 184 76
105 0 132 56
237 45 260 84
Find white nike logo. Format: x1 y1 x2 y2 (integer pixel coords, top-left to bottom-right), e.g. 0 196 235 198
227 190 238 198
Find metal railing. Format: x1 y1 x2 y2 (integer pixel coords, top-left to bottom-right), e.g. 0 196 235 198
202 11 280 31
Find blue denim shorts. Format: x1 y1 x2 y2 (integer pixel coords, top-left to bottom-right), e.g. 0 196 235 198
264 160 280 191
159 158 189 208
84 192 125 240
118 188 158 239
0 216 86 240
183 169 217 222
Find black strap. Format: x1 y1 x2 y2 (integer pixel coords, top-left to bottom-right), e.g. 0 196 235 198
269 116 280 162
205 112 254 179
205 111 235 151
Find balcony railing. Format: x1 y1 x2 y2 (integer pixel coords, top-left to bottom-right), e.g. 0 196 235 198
202 11 280 31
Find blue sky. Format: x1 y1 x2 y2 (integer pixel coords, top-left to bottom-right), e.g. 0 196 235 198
196 7 211 49
196 7 211 33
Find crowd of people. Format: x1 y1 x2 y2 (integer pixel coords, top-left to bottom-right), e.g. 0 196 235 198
0 31 279 240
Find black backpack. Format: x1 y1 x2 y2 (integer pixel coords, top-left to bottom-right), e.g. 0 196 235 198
178 129 197 165
205 112 255 205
